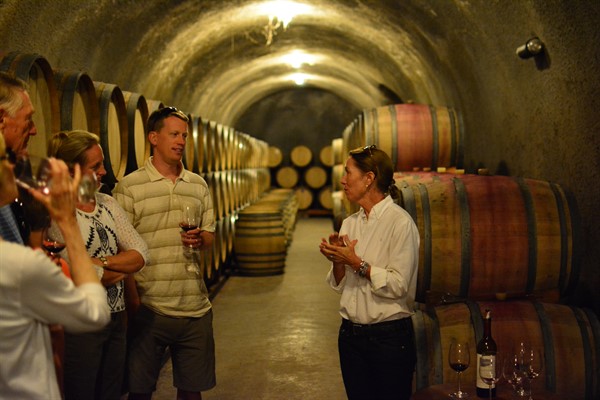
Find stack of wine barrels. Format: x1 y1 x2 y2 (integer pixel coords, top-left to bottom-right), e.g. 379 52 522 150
233 188 299 275
1 51 273 290
188 119 271 285
331 103 595 399
271 144 333 212
397 171 593 398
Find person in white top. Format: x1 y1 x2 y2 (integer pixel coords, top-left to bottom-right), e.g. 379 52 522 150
0 133 110 399
320 144 420 400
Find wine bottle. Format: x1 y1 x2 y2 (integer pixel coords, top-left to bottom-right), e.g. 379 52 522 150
476 309 497 397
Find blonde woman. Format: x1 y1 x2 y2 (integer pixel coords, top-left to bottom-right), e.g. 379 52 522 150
48 130 149 400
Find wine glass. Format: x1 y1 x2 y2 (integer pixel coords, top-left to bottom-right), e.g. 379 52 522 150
523 347 544 400
42 221 66 265
449 340 470 398
14 154 97 203
479 355 501 400
502 352 525 397
180 202 200 274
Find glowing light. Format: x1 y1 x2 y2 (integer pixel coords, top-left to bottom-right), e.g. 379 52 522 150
257 1 313 28
290 73 310 85
252 1 315 45
280 50 318 68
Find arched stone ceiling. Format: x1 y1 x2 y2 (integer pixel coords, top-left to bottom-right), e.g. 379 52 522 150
119 0 451 125
2 0 476 125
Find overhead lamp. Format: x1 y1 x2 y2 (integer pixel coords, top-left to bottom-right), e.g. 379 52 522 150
255 1 313 45
516 37 545 59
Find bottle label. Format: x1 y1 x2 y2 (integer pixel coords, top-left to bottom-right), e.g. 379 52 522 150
476 354 496 389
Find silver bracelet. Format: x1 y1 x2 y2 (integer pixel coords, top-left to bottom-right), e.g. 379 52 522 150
358 259 369 278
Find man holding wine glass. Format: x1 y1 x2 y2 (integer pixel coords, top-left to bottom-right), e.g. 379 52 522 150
114 106 216 400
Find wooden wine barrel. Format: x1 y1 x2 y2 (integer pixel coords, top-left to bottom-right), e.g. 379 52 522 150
204 120 219 172
318 186 333 210
217 171 232 217
260 189 299 246
342 117 361 158
204 172 224 220
331 138 344 165
231 129 244 170
331 164 344 191
54 70 100 135
254 139 270 169
0 52 60 157
201 239 215 282
319 145 334 167
331 190 359 232
352 103 464 171
295 186 313 210
276 166 299 188
122 91 149 174
268 146 283 168
411 300 600 400
257 167 271 196
290 145 312 167
94 82 128 185
234 203 288 275
145 99 164 115
222 213 235 263
304 165 327 189
182 114 200 174
218 125 231 171
236 132 251 170
399 174 581 303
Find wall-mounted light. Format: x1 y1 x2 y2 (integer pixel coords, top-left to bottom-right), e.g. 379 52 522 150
516 37 545 59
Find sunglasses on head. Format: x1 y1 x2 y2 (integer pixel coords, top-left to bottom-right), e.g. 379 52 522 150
349 144 377 156
147 106 182 132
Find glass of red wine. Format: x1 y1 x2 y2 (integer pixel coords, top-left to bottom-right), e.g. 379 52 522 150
180 202 200 274
449 340 470 398
42 221 66 265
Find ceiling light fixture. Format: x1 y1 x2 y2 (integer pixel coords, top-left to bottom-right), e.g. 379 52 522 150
255 1 313 45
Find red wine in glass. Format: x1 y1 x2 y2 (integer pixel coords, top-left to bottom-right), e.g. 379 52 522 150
450 362 469 373
42 240 66 255
180 222 198 232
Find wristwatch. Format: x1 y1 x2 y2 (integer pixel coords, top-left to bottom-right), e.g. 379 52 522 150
99 255 109 268
358 259 369 278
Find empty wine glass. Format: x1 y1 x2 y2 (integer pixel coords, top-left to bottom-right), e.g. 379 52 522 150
502 352 525 397
42 221 65 265
180 202 200 274
523 347 544 400
449 340 470 398
479 354 501 400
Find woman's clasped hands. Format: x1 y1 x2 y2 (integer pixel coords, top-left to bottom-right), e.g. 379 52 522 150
320 232 359 267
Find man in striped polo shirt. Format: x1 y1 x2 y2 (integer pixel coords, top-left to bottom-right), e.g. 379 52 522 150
114 106 216 400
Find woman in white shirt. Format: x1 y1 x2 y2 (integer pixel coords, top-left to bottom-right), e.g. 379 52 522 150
320 144 420 400
0 133 110 399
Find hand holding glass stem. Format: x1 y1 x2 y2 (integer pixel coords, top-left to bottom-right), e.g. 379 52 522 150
180 202 202 274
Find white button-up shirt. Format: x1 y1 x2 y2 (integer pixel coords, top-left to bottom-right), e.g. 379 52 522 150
327 195 420 324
